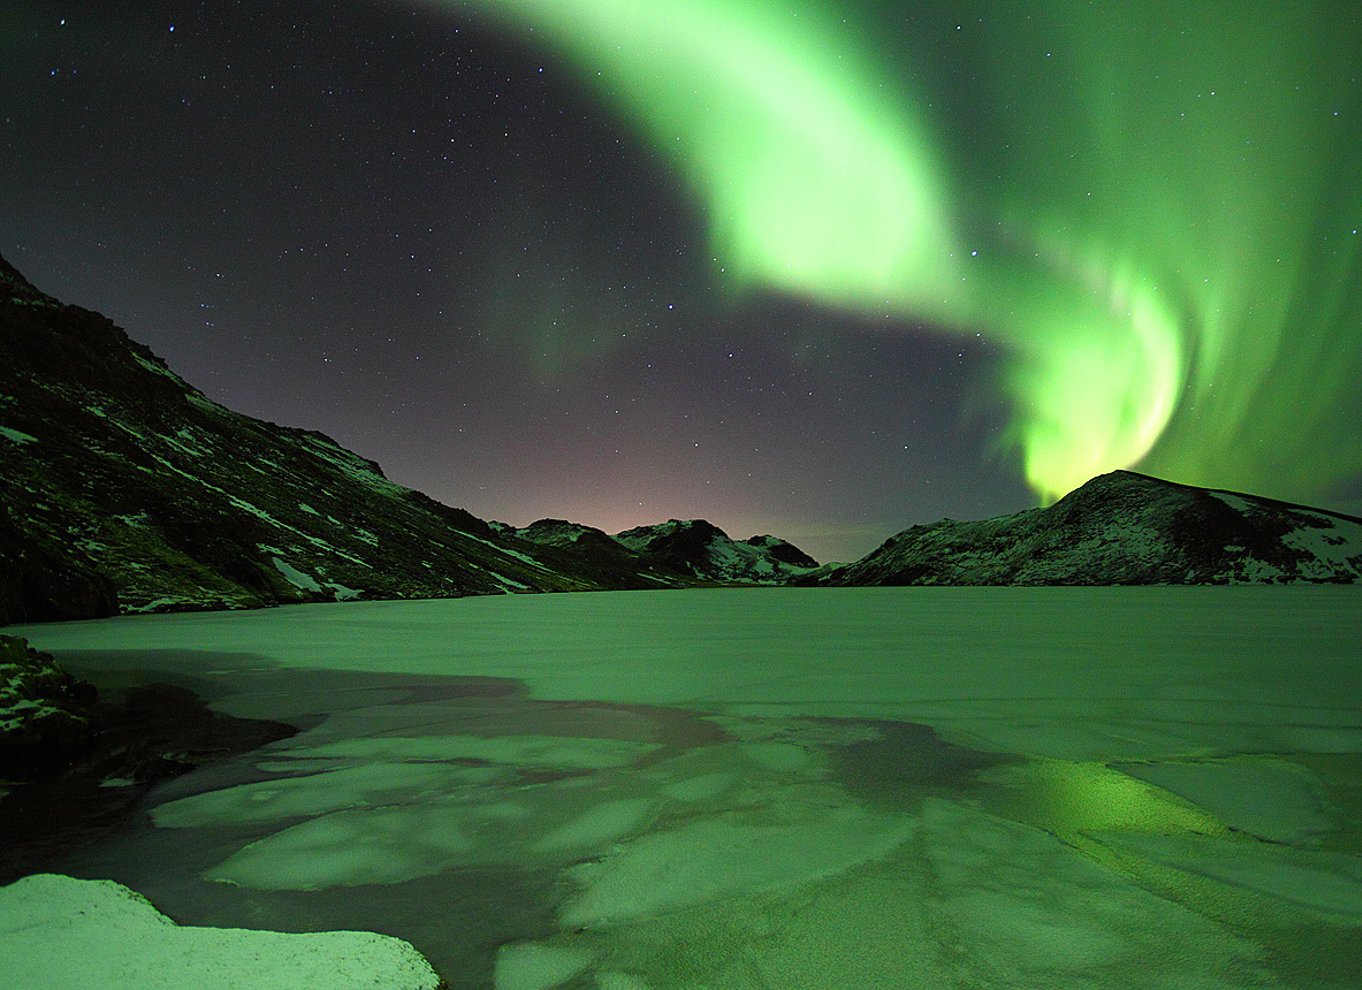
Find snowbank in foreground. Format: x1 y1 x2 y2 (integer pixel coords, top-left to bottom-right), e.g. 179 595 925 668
0 874 442 990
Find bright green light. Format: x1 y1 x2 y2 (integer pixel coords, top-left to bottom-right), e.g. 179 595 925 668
976 241 1186 501
471 0 960 314
461 0 1184 498
988 760 1227 839
967 2 1362 500
449 0 1362 505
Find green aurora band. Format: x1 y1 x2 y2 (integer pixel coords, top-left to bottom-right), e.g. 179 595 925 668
457 0 1362 503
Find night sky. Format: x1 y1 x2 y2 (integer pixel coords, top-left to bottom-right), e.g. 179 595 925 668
5 1 1361 562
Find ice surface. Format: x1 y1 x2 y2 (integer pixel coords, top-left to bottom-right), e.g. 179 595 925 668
18 588 1358 763
206 774 662 891
10 588 1361 988
0 874 439 990
915 799 1264 988
212 798 498 889
979 759 1228 839
151 762 464 827
738 740 814 773
285 733 659 770
594 974 650 990
531 798 659 855
656 769 737 803
1116 757 1332 843
560 798 915 927
1105 831 1362 923
521 795 1276 988
493 943 593 990
194 733 664 889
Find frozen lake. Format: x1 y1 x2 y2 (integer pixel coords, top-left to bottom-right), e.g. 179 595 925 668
11 588 1362 988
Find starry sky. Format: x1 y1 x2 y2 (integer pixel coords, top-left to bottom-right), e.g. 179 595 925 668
5 1 1361 562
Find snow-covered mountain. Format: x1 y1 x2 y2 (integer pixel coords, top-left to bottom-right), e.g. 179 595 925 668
614 519 820 584
7 254 1352 620
508 518 695 588
509 518 821 586
817 471 1362 586
0 257 603 620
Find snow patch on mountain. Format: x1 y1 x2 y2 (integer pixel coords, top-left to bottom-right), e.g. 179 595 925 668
614 519 819 584
1 425 38 444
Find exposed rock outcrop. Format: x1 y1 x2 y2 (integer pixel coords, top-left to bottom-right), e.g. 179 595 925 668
816 471 1362 586
615 519 820 584
1 255 821 621
0 636 96 766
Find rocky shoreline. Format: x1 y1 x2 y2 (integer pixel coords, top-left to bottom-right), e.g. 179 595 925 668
0 634 295 882
0 634 97 774
0 634 445 989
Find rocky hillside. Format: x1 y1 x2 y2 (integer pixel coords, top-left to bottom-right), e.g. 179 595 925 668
0 256 831 623
0 257 722 623
817 471 1362 586
503 519 690 587
508 518 821 587
614 519 820 584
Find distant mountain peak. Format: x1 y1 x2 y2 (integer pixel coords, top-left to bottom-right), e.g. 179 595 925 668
817 470 1361 586
614 519 819 583
742 534 820 569
0 254 60 310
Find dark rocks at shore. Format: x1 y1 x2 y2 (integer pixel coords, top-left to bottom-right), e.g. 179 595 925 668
0 636 98 767
0 639 295 883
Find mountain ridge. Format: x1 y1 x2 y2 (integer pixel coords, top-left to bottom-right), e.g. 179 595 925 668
811 470 1362 586
0 256 818 622
612 518 820 584
3 254 1357 625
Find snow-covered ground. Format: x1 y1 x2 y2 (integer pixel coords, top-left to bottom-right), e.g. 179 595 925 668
9 587 1362 989
0 874 440 990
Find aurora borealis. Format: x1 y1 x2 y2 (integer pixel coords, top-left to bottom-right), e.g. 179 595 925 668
4 1 1361 557
469 0 1362 502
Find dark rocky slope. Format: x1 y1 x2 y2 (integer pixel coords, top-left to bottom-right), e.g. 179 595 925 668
0 633 298 882
0 255 824 623
0 635 97 770
0 258 679 622
505 519 694 587
614 519 820 584
816 471 1362 586
508 518 821 587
